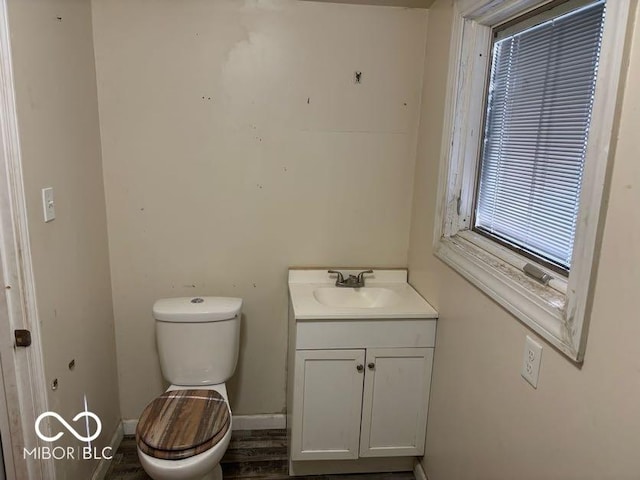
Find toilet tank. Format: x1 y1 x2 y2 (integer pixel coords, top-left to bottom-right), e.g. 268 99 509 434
153 296 242 386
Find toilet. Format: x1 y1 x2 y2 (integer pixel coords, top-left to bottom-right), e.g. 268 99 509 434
136 296 242 480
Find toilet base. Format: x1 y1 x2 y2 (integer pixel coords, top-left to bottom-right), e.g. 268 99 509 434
199 464 222 480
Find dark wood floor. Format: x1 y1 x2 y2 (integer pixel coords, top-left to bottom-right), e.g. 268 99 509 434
104 429 415 480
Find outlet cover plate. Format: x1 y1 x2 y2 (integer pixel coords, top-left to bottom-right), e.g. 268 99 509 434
521 335 543 388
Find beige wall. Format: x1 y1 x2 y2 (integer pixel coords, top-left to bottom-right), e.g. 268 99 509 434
408 1 640 479
91 0 428 419
7 0 120 478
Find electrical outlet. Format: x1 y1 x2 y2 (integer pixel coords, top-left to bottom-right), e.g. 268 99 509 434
521 336 542 388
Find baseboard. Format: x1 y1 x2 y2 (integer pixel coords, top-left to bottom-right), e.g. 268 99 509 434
91 421 124 480
414 459 428 480
290 457 413 476
122 418 138 436
122 414 285 436
232 414 286 430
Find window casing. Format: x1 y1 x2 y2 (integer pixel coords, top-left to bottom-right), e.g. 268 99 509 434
433 0 631 362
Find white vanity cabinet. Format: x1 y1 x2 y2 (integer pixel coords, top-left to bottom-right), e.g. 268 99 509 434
291 346 433 461
287 269 438 476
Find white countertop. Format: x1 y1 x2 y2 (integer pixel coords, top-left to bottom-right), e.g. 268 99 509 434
288 269 438 320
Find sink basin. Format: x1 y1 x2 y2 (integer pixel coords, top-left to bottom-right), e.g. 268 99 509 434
312 287 401 309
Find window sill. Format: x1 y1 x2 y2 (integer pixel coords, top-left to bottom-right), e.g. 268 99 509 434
434 231 578 360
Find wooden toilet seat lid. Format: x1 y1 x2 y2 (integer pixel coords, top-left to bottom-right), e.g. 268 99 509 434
136 389 230 460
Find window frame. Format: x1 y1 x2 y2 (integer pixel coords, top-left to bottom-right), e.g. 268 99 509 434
433 0 631 362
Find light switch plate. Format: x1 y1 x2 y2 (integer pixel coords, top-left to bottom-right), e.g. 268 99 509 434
521 335 542 388
42 187 55 222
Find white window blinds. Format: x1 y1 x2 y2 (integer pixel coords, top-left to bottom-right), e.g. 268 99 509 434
474 1 606 271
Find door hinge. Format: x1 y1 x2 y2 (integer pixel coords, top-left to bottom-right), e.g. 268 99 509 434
14 329 32 347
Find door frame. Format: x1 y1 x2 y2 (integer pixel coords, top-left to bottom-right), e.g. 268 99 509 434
0 0 55 478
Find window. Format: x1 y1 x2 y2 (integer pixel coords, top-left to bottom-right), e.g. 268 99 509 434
474 1 605 273
434 0 630 362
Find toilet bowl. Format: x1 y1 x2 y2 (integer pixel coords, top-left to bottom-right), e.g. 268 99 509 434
136 297 242 480
137 384 232 480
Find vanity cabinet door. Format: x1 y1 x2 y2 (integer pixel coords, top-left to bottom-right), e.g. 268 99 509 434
291 349 365 461
359 347 433 457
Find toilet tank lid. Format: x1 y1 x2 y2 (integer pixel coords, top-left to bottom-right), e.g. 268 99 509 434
153 297 242 323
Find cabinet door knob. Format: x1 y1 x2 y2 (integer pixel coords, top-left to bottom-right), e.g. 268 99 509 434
356 364 364 372
368 362 375 370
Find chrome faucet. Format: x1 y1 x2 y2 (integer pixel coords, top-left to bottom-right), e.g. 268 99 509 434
328 270 373 288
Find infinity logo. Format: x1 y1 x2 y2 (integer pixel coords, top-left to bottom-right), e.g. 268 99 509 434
35 411 102 443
